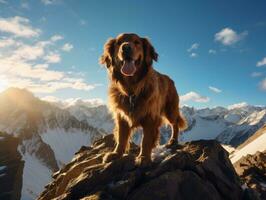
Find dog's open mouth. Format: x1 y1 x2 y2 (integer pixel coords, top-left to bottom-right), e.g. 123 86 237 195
120 57 141 77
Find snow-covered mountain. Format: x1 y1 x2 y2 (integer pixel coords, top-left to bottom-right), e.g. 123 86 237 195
230 125 266 163
180 104 266 146
0 88 104 200
42 97 113 133
67 104 114 133
48 96 266 148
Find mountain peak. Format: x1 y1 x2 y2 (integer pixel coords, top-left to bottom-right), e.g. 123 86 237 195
38 134 256 200
1 87 34 98
228 102 249 110
0 87 45 114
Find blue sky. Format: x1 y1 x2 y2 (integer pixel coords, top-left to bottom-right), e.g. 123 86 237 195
0 0 266 108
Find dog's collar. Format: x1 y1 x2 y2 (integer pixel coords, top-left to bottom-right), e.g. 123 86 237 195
128 94 136 114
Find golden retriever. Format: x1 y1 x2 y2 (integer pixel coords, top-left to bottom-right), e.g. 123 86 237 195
100 33 187 166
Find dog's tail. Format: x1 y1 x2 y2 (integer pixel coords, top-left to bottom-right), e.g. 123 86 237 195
177 112 187 131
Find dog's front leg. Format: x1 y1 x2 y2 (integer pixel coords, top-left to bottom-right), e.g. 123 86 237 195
136 117 160 167
103 115 131 163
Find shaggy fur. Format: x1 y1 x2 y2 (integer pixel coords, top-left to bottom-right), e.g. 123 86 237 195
100 33 187 165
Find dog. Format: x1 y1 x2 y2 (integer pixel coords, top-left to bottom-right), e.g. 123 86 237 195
100 33 187 166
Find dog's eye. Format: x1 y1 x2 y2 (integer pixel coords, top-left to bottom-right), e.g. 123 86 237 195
134 40 140 45
117 41 122 45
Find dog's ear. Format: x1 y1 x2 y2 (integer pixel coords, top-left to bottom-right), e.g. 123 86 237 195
142 37 158 66
99 38 116 68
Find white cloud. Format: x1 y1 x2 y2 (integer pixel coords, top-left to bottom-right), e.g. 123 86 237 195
215 28 248 46
21 2 30 9
62 43 73 52
180 91 210 103
260 78 266 91
187 43 199 52
0 16 99 94
0 0 7 4
228 102 248 110
44 52 61 63
79 19 87 26
1 75 97 94
251 72 263 77
41 96 104 108
0 16 41 38
50 34 63 42
40 17 47 22
190 52 198 58
11 42 46 61
208 49 216 54
0 59 64 81
0 38 15 48
256 57 266 67
41 0 58 5
41 95 61 102
208 86 222 93
62 98 104 107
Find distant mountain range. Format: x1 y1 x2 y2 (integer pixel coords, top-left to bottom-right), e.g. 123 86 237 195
0 88 103 200
0 87 265 200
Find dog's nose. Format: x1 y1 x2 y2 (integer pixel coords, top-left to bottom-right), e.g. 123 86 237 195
122 44 132 55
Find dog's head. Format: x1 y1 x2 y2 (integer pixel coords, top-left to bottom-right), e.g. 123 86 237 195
100 33 158 78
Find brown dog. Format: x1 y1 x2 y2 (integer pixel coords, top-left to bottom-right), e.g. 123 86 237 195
100 33 187 166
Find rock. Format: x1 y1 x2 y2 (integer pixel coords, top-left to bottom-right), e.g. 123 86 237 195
38 134 245 200
0 132 24 200
234 151 266 200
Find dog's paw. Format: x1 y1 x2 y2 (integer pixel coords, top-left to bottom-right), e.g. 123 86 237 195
103 152 122 163
165 138 178 148
135 156 151 168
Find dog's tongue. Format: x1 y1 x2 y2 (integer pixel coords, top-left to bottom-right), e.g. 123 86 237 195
121 60 136 76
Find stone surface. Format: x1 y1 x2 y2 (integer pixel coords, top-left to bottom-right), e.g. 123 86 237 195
0 132 24 200
234 151 266 200
38 134 247 200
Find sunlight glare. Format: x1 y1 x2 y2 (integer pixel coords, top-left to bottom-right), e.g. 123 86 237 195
0 79 8 92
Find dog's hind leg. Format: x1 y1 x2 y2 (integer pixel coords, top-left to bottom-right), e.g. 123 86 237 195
165 112 187 147
166 122 179 147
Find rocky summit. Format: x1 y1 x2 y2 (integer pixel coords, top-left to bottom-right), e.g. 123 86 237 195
38 134 251 200
234 150 266 200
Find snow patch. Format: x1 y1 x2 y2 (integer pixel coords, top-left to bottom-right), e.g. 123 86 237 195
224 114 241 124
109 179 129 187
0 173 6 178
18 145 52 200
181 115 227 141
67 105 114 133
40 128 92 167
243 110 266 125
260 182 266 188
0 165 7 171
228 102 248 110
241 183 248 190
222 144 235 154
151 145 171 162
230 131 266 163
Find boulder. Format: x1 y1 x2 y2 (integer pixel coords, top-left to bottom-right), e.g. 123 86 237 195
38 134 246 200
0 132 24 200
234 151 266 200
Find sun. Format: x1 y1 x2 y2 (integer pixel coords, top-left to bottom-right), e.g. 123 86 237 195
0 79 8 93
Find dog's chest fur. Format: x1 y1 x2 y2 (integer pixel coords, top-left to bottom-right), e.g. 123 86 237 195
108 81 162 126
